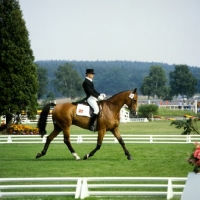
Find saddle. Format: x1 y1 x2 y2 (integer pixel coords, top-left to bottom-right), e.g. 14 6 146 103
72 99 102 117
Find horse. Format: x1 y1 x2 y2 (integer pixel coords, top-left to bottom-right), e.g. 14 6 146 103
36 88 138 161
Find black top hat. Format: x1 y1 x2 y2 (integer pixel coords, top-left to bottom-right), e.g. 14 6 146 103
86 69 95 74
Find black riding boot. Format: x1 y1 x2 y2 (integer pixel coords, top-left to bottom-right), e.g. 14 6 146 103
89 113 98 132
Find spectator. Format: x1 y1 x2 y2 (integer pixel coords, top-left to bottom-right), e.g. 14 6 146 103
183 101 187 110
188 102 191 110
178 101 182 109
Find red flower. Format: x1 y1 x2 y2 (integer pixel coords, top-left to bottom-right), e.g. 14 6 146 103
193 149 200 159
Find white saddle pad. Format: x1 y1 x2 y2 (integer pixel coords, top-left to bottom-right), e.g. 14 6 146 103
76 104 91 117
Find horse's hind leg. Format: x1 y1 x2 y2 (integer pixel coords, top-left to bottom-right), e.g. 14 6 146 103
112 127 133 160
63 128 81 161
36 123 61 159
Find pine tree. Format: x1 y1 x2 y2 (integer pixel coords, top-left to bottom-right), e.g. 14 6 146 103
0 0 38 130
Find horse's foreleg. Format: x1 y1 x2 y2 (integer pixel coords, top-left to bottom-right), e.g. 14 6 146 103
63 129 80 161
83 130 105 160
118 137 133 160
112 128 133 160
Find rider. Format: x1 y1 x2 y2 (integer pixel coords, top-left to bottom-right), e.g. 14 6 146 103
82 69 106 132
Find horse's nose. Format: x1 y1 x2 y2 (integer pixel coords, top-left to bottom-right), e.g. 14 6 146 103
131 109 137 116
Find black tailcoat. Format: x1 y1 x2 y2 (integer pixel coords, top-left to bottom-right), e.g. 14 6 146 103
82 78 100 99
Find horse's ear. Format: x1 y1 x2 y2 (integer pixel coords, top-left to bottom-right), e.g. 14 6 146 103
133 88 137 93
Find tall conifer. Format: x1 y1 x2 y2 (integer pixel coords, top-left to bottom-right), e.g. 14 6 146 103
0 0 38 130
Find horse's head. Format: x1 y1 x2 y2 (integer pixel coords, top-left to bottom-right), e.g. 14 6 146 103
125 88 138 116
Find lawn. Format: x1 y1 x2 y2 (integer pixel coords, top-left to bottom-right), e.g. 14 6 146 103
35 120 199 135
0 119 198 200
0 143 193 200
0 143 193 178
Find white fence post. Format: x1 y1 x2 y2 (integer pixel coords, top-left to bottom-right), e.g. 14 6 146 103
42 136 46 143
7 136 12 143
167 179 173 199
186 135 191 143
77 136 83 144
80 178 89 199
150 136 153 143
75 178 82 199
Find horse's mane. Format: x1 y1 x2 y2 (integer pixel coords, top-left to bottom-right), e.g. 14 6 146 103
107 90 132 100
72 90 134 104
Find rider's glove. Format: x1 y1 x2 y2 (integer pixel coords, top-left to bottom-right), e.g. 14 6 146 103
98 95 104 100
101 93 106 99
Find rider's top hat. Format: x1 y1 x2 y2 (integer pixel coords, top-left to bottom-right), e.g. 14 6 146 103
86 69 95 74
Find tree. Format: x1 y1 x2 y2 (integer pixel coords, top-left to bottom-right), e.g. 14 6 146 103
169 65 197 97
0 0 38 130
36 64 48 99
41 91 55 106
162 86 173 101
140 66 168 98
140 76 152 99
53 63 84 99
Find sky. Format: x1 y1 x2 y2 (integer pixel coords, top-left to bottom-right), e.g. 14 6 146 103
18 0 200 67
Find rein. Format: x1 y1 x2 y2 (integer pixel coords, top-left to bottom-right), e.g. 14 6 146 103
105 98 134 112
105 100 122 108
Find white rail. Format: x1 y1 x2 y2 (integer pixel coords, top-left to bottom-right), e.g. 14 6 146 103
0 177 82 198
0 177 186 199
0 134 200 144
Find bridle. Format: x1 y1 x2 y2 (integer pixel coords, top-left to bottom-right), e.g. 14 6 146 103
124 95 137 115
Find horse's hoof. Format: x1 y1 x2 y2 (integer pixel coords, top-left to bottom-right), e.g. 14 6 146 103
127 156 133 160
36 153 41 159
83 154 89 160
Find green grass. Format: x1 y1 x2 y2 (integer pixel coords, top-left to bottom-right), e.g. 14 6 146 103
157 107 195 117
0 120 197 200
36 120 199 135
0 143 193 177
0 143 192 200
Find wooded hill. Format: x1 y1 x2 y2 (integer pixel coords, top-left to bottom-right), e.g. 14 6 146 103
35 60 200 97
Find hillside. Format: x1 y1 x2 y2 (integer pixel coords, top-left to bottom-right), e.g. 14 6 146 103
35 60 200 98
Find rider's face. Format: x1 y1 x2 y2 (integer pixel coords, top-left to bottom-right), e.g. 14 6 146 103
87 73 94 79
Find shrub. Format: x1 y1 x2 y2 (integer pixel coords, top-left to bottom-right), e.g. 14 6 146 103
138 104 158 118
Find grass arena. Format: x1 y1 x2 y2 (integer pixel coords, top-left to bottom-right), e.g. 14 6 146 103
0 121 197 200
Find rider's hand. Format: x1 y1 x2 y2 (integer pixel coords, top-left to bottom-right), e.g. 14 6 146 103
98 95 104 100
101 93 106 99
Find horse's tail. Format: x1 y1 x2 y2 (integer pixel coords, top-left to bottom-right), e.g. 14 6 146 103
37 103 56 137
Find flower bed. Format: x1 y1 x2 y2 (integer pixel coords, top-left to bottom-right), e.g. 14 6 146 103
0 124 39 135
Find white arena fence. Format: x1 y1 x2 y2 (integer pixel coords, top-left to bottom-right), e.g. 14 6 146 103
0 134 200 144
0 177 187 199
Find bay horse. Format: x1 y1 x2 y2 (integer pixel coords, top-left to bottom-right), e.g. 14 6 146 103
36 88 138 160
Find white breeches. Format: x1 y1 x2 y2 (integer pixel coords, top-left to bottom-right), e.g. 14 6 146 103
87 96 99 114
